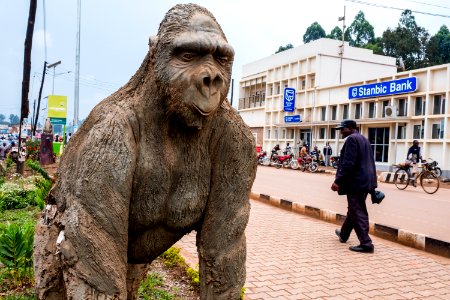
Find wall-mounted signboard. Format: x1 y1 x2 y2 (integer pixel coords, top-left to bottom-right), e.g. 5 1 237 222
348 77 417 100
284 115 301 123
283 87 296 112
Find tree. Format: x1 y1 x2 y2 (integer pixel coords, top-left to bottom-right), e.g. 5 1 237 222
9 114 20 125
327 26 343 41
381 10 429 70
426 25 450 66
0 114 5 123
347 11 375 47
275 43 294 54
303 22 326 44
365 37 383 55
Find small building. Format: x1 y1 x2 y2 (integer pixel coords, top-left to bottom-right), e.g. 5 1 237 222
238 38 449 177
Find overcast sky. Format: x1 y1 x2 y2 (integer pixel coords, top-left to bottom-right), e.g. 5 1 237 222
1 0 449 125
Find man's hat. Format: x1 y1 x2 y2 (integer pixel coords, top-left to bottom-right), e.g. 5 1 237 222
336 119 357 129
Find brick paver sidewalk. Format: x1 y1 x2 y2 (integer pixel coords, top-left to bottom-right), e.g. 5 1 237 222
176 200 450 299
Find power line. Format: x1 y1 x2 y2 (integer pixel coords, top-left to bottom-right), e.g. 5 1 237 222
345 0 450 18
402 0 450 10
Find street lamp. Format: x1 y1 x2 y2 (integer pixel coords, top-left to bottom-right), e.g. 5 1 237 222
47 60 61 95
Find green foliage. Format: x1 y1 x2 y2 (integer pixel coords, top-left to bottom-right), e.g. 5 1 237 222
25 160 50 180
186 267 199 287
138 272 174 300
0 207 41 227
346 11 375 47
0 175 50 211
426 25 450 66
0 222 35 288
303 22 326 43
161 247 184 268
327 26 343 41
1 295 37 300
25 140 40 161
275 43 293 54
9 114 20 126
241 287 246 300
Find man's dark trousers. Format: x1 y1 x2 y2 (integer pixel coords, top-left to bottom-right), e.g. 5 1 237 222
340 191 373 248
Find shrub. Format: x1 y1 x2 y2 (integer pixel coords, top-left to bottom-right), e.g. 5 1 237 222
25 160 50 180
25 140 40 161
0 222 35 289
138 272 174 300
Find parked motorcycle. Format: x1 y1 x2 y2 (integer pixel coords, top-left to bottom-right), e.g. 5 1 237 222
330 155 340 169
257 151 270 166
291 154 318 172
423 158 442 177
271 152 294 169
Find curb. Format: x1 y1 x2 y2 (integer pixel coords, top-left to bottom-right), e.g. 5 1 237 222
249 191 450 259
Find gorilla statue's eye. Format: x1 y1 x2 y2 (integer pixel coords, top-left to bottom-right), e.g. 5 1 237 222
180 52 196 61
216 56 228 65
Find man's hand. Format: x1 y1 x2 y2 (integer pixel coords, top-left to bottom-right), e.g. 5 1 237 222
331 182 339 192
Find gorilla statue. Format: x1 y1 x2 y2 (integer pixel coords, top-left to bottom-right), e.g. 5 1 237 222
34 4 257 300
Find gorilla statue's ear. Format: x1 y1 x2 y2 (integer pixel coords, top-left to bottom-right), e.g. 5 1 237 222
149 35 159 51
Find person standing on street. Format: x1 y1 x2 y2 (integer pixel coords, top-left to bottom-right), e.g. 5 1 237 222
331 120 377 253
323 142 332 166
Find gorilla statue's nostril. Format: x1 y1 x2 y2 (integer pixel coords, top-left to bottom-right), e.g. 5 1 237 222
203 77 211 86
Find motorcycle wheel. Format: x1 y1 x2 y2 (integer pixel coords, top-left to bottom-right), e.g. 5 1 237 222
275 160 282 169
332 161 338 169
290 160 299 170
433 167 442 178
262 157 270 166
309 162 319 173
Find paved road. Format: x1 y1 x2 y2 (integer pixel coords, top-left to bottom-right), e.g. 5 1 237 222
177 200 450 299
252 166 450 242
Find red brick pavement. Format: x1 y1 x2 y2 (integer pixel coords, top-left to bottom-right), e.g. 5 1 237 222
176 200 450 300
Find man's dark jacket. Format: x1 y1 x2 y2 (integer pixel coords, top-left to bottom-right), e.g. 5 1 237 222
335 131 377 194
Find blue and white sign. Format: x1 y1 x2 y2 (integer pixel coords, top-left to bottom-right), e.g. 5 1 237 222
284 115 301 123
348 77 417 100
283 87 296 112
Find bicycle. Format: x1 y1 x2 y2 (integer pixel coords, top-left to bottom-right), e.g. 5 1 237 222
393 161 440 194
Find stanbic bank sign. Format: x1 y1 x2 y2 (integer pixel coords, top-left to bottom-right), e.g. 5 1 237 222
348 77 417 100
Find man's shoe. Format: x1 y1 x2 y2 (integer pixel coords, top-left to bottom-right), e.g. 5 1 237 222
349 245 374 253
335 229 345 243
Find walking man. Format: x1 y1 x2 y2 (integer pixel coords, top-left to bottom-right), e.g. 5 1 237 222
331 120 377 253
323 142 332 166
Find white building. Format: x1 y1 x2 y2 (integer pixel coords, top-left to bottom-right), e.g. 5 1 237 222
238 38 450 176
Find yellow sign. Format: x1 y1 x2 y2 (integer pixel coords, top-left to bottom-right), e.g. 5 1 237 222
47 95 67 119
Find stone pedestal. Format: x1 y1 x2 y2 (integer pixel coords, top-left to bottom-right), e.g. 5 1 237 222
39 133 55 165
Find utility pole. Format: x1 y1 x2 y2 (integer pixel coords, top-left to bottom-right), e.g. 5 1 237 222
74 0 81 129
338 5 346 84
18 0 37 174
33 61 47 136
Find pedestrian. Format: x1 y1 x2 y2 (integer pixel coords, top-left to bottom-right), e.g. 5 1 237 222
331 120 377 253
0 141 9 160
323 142 332 166
283 142 292 155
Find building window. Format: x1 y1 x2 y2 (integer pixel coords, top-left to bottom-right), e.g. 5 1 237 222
368 102 375 118
290 129 294 139
274 128 278 140
368 127 389 163
415 97 424 116
267 129 271 139
413 121 424 139
331 105 337 120
343 105 349 119
319 128 325 139
310 76 315 88
355 103 361 119
282 129 286 139
397 124 406 139
433 95 445 115
382 100 389 117
431 124 441 139
321 107 326 121
330 128 336 139
398 98 407 116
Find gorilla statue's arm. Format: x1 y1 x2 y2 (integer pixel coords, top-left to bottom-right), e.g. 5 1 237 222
49 103 138 297
196 105 257 299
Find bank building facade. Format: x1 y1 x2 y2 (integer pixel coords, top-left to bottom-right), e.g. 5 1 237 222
238 38 450 177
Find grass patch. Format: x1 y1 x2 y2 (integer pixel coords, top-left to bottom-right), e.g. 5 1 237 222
138 272 175 300
0 207 41 226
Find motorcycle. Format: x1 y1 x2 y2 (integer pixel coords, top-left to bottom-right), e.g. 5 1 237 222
271 152 294 169
330 155 340 169
423 159 442 177
257 151 270 166
291 154 318 172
